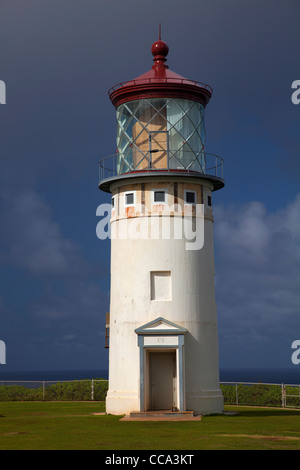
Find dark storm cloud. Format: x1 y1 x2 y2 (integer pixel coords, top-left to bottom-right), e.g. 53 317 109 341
214 194 300 367
0 185 89 275
0 0 299 371
1 0 299 182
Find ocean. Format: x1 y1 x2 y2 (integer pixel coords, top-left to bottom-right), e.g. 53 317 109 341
220 367 300 385
0 367 299 384
0 369 109 382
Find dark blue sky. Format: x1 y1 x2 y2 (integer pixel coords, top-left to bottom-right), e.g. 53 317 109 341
0 0 300 373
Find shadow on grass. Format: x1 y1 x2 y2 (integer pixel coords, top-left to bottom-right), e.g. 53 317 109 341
216 407 300 418
238 409 300 417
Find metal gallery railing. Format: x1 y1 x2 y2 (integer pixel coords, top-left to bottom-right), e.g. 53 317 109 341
99 151 223 183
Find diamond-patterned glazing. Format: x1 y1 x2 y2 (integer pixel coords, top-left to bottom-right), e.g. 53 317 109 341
116 98 206 174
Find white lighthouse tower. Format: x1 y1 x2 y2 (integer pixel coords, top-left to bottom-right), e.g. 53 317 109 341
99 36 225 416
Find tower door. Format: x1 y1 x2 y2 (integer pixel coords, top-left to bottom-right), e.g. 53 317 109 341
149 351 176 410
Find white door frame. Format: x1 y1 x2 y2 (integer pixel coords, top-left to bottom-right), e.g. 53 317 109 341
135 317 186 412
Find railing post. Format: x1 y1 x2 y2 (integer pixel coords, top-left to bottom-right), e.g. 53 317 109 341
91 379 94 401
235 383 238 406
43 381 45 401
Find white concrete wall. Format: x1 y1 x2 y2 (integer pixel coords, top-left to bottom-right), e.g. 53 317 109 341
106 177 223 415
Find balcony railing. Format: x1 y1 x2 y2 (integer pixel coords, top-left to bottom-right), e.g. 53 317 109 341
99 151 223 184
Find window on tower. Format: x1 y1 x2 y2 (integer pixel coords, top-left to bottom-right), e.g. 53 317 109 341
154 190 165 202
152 189 167 204
125 191 135 206
184 190 196 205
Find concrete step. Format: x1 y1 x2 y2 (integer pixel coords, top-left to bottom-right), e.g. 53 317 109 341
120 410 202 421
130 410 194 418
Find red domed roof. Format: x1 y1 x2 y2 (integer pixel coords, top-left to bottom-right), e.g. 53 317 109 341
109 38 212 108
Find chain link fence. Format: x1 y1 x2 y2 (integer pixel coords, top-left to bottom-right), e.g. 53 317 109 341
0 379 299 408
220 382 300 408
0 379 108 401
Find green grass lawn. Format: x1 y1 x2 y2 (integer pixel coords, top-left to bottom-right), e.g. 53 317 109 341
0 402 299 450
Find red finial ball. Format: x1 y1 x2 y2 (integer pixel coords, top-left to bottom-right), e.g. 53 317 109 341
151 40 169 60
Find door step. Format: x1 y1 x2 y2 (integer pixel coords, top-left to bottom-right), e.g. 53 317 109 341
130 410 194 418
120 410 202 421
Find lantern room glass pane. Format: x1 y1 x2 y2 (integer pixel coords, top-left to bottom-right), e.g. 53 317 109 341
116 98 206 174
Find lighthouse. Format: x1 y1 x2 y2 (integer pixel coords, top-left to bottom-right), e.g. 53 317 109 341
99 35 225 416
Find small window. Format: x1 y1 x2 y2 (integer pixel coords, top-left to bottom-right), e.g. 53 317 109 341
154 190 165 203
207 195 212 207
152 188 167 204
185 190 196 205
125 191 135 206
111 196 115 208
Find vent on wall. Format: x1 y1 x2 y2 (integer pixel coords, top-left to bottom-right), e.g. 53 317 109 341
150 271 172 301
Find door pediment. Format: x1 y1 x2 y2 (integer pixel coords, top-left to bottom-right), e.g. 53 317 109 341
135 317 187 335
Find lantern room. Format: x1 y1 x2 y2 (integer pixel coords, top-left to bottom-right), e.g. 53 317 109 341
99 37 224 193
115 96 206 173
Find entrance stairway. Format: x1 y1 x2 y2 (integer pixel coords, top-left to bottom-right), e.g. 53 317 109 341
120 410 202 421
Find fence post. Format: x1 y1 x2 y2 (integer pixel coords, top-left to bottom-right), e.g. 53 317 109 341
43 381 45 401
235 383 238 406
91 379 94 401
